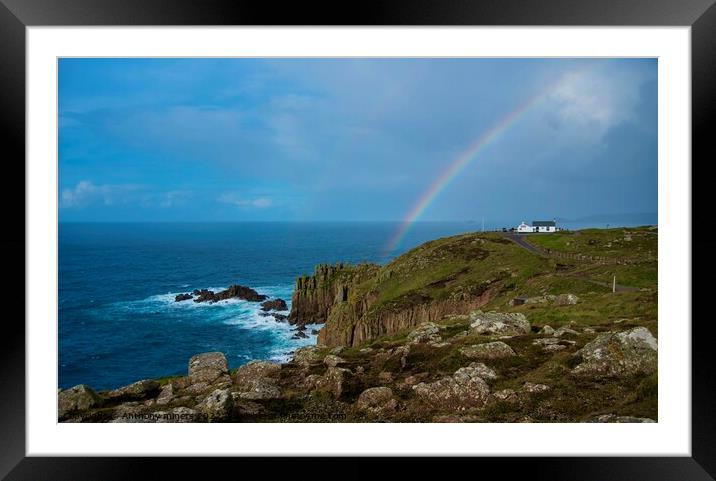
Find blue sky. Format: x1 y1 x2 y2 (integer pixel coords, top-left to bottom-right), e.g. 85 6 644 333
58 58 657 223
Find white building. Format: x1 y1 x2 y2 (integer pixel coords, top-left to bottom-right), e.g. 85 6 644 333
517 221 533 233
516 220 557 233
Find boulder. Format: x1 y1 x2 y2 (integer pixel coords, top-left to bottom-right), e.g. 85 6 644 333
260 298 288 311
554 293 579 305
236 378 282 400
523 295 556 305
175 293 192 302
188 352 230 386
314 367 352 398
107 379 161 401
571 327 657 379
459 341 516 359
407 322 442 344
323 354 346 367
58 384 102 418
291 345 323 366
155 383 174 405
469 310 530 337
467 362 498 381
292 331 309 339
522 382 550 393
232 360 283 400
233 360 281 386
492 389 519 402
197 388 234 422
540 325 555 335
413 366 490 410
355 387 397 415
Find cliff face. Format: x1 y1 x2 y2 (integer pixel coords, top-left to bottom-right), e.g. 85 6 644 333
317 288 498 347
291 232 550 347
288 263 380 327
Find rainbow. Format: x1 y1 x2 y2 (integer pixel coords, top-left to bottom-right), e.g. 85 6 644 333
383 65 595 255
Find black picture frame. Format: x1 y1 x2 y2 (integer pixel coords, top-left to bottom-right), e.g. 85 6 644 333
2 0 712 478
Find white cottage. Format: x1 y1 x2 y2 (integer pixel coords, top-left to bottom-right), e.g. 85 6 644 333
516 220 557 233
517 221 534 233
533 220 557 233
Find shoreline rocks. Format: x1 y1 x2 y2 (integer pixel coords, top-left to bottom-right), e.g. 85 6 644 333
174 284 269 303
260 298 288 312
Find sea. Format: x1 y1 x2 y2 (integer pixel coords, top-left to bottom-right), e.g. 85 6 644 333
58 217 656 390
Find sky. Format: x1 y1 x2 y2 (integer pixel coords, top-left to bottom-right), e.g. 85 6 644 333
58 58 657 223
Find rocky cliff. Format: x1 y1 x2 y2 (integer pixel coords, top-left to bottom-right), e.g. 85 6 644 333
288 263 380 327
290 232 552 347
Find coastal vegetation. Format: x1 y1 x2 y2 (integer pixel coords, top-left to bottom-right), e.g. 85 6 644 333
58 227 658 423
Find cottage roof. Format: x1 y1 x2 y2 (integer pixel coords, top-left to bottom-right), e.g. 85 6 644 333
532 220 556 227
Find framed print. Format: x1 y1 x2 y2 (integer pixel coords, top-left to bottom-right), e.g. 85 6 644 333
2 0 713 478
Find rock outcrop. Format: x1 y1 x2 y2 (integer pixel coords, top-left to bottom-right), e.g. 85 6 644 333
469 310 530 337
107 379 160 401
58 384 102 418
571 327 657 379
459 341 516 359
188 352 231 387
413 366 491 410
355 387 397 415
288 263 380 328
233 360 283 400
261 299 288 311
193 285 267 303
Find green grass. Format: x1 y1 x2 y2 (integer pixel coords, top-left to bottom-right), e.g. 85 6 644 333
526 227 657 260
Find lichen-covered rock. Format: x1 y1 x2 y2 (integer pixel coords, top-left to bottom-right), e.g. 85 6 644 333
233 360 281 386
459 341 516 359
197 388 234 421
188 352 230 385
413 367 490 410
407 322 442 344
107 379 160 401
355 387 397 415
314 367 352 398
155 383 174 405
323 354 346 367
469 310 530 337
291 345 323 366
540 325 555 335
523 295 556 305
492 389 519 402
58 384 102 418
571 327 657 378
522 382 550 393
466 362 498 381
583 414 656 423
235 377 281 400
554 293 579 305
